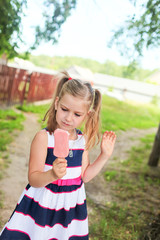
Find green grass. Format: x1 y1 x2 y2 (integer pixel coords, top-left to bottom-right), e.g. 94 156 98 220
0 96 159 238
104 170 117 181
89 133 160 239
0 109 25 151
101 95 160 132
0 108 25 223
0 109 25 174
17 95 160 132
17 103 49 128
89 202 139 240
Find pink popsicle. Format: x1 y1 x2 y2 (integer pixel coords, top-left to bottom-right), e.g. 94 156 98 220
53 129 69 158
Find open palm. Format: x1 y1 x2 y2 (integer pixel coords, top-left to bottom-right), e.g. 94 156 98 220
101 131 116 158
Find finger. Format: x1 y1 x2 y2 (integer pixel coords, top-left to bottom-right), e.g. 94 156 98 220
58 162 67 169
57 158 67 162
103 131 109 138
107 131 113 139
56 158 67 165
59 167 67 176
111 133 117 142
108 131 116 141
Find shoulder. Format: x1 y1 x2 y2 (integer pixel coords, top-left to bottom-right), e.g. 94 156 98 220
35 129 48 138
32 129 48 146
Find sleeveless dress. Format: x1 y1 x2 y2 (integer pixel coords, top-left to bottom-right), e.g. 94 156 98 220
0 129 89 240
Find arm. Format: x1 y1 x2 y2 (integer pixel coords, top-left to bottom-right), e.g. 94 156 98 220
81 131 116 183
28 130 67 188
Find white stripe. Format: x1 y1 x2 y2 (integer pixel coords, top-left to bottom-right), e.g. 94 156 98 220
47 131 54 148
6 212 88 240
44 165 81 179
47 131 85 149
19 184 86 211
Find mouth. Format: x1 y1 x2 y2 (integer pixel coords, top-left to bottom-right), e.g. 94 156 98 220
62 121 71 127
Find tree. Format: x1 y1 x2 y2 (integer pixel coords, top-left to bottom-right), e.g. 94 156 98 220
32 0 77 50
0 0 77 59
0 0 27 58
109 0 160 167
148 124 160 166
109 0 160 60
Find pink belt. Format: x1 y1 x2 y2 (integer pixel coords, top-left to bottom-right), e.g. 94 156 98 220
52 176 82 186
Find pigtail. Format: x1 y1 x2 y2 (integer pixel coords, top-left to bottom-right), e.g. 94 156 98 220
43 71 71 134
84 89 102 150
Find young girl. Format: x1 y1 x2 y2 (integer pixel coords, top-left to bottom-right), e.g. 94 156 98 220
0 71 116 240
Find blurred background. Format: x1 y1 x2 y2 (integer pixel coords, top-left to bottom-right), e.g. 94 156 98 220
0 1 160 239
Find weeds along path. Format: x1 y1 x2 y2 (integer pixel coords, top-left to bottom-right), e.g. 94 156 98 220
0 110 157 229
86 127 157 207
0 111 40 229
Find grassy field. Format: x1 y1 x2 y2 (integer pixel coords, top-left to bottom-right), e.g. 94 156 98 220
101 96 160 132
1 95 160 239
18 95 160 132
0 109 25 165
89 133 160 240
0 108 25 214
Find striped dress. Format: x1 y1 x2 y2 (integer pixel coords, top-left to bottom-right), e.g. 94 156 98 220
0 129 89 240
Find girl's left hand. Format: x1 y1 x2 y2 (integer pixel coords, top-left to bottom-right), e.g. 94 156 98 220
101 131 116 158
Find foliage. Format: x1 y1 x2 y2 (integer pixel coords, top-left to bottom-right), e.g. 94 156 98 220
0 0 27 58
28 55 155 81
0 0 77 59
33 0 77 49
109 0 160 59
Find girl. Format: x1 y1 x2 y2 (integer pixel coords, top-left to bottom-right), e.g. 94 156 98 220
0 71 116 240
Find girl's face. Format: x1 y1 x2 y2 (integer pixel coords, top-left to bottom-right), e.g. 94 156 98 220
55 93 88 134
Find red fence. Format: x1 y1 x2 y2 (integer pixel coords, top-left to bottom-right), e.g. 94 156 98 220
27 72 57 102
0 65 57 106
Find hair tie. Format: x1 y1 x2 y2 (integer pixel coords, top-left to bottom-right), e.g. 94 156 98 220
68 77 72 80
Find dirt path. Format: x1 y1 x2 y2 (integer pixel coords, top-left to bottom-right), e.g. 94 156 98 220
86 127 157 206
0 111 157 230
0 112 40 229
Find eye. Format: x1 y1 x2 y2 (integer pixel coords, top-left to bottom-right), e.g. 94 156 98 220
75 113 81 117
61 107 68 111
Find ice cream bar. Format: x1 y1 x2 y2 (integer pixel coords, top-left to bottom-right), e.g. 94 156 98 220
53 129 69 158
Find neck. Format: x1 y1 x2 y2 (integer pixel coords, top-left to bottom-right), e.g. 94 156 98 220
69 128 77 140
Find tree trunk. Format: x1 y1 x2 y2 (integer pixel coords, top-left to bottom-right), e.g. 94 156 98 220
148 123 160 167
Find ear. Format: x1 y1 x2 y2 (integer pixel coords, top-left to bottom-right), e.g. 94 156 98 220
87 110 91 115
55 97 59 110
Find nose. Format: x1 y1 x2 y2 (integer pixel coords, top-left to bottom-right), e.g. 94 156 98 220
65 112 73 122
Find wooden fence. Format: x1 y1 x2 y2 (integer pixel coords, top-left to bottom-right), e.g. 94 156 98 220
0 65 57 106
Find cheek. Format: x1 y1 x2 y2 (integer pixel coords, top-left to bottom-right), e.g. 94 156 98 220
77 116 86 125
55 109 62 121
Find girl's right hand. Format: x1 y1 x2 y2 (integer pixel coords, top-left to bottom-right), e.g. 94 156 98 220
52 158 67 179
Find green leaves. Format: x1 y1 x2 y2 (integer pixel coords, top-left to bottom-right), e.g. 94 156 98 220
0 0 27 58
32 0 77 50
109 0 160 58
0 0 77 58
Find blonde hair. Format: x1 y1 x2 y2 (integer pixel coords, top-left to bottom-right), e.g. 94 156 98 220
44 71 102 150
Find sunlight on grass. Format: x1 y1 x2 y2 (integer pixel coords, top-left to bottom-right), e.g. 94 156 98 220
93 133 160 240
17 95 160 132
0 95 159 239
15 96 160 240
0 109 25 151
101 95 160 132
0 109 25 181
17 103 49 128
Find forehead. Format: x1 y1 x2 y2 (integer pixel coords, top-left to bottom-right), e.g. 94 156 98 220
59 94 88 111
